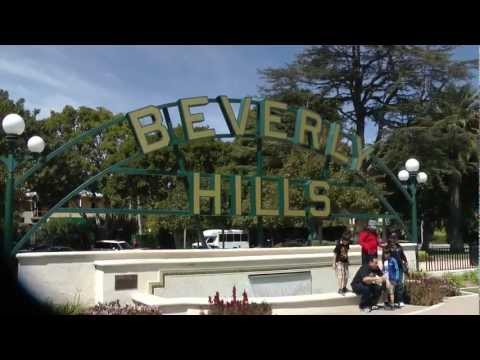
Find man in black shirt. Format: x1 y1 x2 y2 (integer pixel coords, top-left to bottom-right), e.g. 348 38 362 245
351 257 384 312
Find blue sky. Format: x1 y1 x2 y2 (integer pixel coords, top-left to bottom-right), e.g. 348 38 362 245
1 45 477 142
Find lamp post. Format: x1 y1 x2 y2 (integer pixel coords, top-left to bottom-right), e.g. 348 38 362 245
397 158 428 244
1 114 45 257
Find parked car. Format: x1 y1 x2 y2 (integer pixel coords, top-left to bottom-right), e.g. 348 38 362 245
93 240 133 251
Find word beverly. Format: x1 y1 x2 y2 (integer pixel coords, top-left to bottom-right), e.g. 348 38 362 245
128 96 373 171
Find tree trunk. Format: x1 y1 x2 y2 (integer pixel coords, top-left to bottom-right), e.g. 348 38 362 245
316 220 323 243
172 231 182 249
421 218 434 251
375 120 384 143
351 45 366 147
447 175 463 251
356 118 365 147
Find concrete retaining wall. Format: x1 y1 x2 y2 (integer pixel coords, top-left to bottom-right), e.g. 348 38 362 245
16 244 417 306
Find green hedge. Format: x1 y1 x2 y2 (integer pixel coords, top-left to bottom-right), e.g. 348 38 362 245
417 250 428 262
35 218 97 250
135 230 175 249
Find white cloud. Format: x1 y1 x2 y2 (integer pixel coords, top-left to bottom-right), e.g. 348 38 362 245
0 58 67 89
0 45 305 122
0 50 131 118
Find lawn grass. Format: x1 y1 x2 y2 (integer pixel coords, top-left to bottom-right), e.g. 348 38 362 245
431 228 447 243
444 271 479 288
49 296 86 315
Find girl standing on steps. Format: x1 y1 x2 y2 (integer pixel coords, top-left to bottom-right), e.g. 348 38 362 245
333 231 352 295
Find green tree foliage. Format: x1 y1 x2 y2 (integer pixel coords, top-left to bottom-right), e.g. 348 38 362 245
259 46 475 145
35 218 97 250
377 84 478 249
23 106 116 208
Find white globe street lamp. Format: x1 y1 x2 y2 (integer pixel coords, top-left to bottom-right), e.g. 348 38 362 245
2 113 26 135
417 172 428 184
397 158 428 245
27 136 46 153
405 158 420 172
1 113 46 256
398 169 410 182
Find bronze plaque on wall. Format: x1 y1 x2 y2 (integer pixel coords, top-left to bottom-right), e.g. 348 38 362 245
115 274 138 290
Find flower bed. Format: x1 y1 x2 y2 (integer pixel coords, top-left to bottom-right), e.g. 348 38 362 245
202 287 272 315
52 300 162 315
83 300 163 315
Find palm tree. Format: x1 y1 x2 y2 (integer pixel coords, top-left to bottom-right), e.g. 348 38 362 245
423 84 478 250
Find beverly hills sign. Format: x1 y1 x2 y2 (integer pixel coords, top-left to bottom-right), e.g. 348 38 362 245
127 96 373 218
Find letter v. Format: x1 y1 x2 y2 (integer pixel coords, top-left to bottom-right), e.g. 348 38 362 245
217 96 251 136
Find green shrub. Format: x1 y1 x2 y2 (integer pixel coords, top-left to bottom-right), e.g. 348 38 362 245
432 229 447 243
444 271 479 288
102 216 138 242
465 270 479 285
50 295 85 315
444 273 464 288
135 234 159 248
52 302 85 315
135 230 175 249
36 218 97 250
417 250 428 262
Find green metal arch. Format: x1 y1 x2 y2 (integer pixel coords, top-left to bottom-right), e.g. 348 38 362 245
12 97 412 254
350 169 407 231
11 153 143 255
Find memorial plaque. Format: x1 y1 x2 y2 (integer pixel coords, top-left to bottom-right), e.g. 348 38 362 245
115 274 138 290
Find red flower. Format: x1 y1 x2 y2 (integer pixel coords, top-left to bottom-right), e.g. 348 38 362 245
242 290 248 304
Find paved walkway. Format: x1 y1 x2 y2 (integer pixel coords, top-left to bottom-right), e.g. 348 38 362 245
408 293 478 315
172 303 426 315
273 304 425 315
176 295 479 315
274 292 479 315
164 290 479 315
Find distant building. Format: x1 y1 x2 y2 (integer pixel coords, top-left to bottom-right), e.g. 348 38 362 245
21 190 106 225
